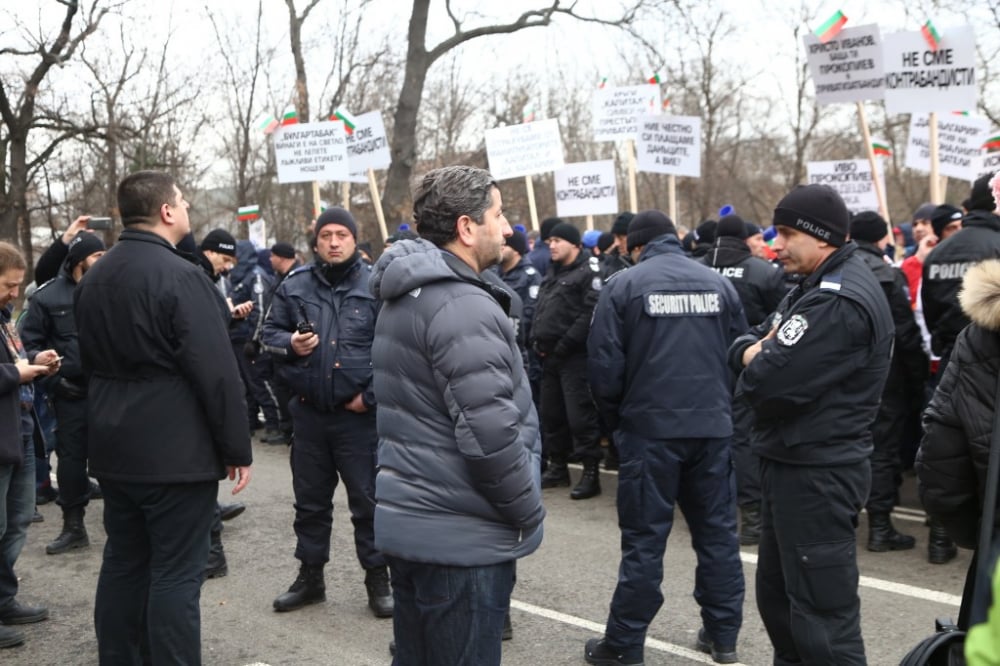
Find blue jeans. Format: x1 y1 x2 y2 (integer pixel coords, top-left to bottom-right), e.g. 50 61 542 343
0 435 36 605
387 556 514 666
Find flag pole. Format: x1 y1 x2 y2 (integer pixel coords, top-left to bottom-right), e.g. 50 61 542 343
668 175 677 222
929 111 942 203
855 102 889 225
585 215 594 231
626 140 639 211
311 181 322 218
367 168 389 242
341 182 351 212
525 176 539 232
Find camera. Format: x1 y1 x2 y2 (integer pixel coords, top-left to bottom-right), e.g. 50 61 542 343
88 217 113 230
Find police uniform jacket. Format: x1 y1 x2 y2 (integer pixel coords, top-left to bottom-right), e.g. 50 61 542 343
227 241 272 343
702 236 787 327
21 268 86 385
369 239 544 566
588 234 747 436
531 251 602 358
600 249 632 282
728 243 893 466
262 257 377 411
918 259 1000 549
921 210 1000 357
74 229 252 483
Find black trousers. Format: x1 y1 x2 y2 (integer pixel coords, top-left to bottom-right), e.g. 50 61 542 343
731 396 760 508
95 479 217 666
756 458 870 666
866 391 907 514
232 342 279 428
53 397 90 510
289 401 383 569
539 353 602 464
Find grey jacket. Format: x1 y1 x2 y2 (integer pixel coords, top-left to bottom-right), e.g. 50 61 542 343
369 239 544 565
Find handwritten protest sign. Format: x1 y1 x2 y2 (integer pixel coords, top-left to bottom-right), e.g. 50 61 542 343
274 122 350 183
807 160 886 214
882 25 976 114
554 161 618 217
593 85 663 142
485 119 564 180
905 113 989 182
803 24 884 105
635 115 701 178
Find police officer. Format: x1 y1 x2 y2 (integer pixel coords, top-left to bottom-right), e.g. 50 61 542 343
262 207 391 618
702 214 786 545
729 185 893 664
262 242 302 443
526 217 562 275
601 211 634 281
21 232 105 555
849 212 928 553
922 171 1000 375
585 210 747 666
497 229 541 388
531 222 603 499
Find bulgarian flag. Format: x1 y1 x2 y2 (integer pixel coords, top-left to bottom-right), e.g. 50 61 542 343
332 108 357 135
253 111 279 135
662 98 671 111
281 105 298 126
984 132 1000 151
814 10 847 44
921 20 941 52
238 205 260 222
648 72 663 85
598 77 608 89
871 139 892 157
522 106 536 123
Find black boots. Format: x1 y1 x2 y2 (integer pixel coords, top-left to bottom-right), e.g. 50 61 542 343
928 521 958 564
541 463 571 488
204 532 228 579
739 504 761 546
273 563 326 611
867 512 916 552
696 628 738 664
364 566 393 618
584 638 644 665
571 461 601 500
45 506 89 555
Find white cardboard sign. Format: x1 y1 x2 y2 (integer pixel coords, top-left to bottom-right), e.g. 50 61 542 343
273 122 350 183
485 119 565 180
803 24 884 105
806 159 886 214
882 26 977 115
345 111 391 174
905 113 989 182
635 115 701 178
554 160 619 217
592 85 663 142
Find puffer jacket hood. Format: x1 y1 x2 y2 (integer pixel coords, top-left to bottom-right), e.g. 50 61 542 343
228 239 259 286
960 259 1000 331
370 238 453 301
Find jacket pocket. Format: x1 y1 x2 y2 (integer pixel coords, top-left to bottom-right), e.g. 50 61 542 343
794 538 858 611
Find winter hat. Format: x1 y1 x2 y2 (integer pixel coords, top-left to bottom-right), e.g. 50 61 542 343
270 242 296 259
745 221 763 238
694 220 717 245
597 231 615 252
540 217 563 241
582 229 603 249
506 230 529 256
963 172 997 213
612 211 635 236
627 210 676 252
549 222 581 246
200 228 238 257
65 232 106 269
931 204 964 239
386 229 418 244
513 224 527 233
849 211 889 243
316 206 358 238
773 184 849 247
912 203 937 222
716 214 748 239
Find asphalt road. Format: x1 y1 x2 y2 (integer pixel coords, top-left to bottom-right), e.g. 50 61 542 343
8 437 967 665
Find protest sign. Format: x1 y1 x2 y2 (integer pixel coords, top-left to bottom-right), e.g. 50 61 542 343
635 115 701 178
554 161 618 218
803 24 885 105
273 122 350 183
906 113 989 182
593 85 663 142
485 119 564 180
882 25 976 114
345 111 390 174
806 159 886 214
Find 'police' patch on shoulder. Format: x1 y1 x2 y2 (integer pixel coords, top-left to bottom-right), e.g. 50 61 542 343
591 277 603 291
644 291 721 317
776 314 808 346
528 285 540 299
526 266 537 275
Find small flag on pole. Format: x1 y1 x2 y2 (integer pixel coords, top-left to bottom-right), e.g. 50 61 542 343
598 77 608 89
871 140 892 157
984 133 1000 151
253 111 279 135
331 108 357 135
648 72 663 85
814 10 847 44
237 205 260 221
662 98 671 111
921 20 941 52
281 105 298 126
953 110 970 116
522 106 536 123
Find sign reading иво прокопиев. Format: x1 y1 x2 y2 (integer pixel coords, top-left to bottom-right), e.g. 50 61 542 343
635 115 701 178
273 122 350 183
592 85 662 142
485 119 565 181
803 24 885 105
882 25 976 115
806 160 886 214
554 161 619 218
905 113 989 182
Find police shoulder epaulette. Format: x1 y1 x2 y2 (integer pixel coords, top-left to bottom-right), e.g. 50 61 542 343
285 265 312 279
34 277 58 293
818 272 843 292
588 256 601 272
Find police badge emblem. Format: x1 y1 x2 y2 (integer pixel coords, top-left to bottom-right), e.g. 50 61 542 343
776 314 808 346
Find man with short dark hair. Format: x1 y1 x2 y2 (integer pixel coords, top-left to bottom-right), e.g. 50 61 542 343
370 165 544 665
527 217 562 274
75 170 252 662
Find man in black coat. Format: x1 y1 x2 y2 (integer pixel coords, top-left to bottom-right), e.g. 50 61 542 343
75 170 252 663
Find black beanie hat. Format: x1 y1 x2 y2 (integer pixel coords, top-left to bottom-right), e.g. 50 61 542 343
549 222 581 246
506 229 529 256
694 219 717 245
773 184 849 247
627 210 676 252
65 232 106 269
931 204 964 239
716 214 748 239
745 221 762 237
963 172 997 212
315 206 358 238
200 228 238 257
612 211 635 236
912 203 937 222
270 241 296 259
597 231 615 252
540 217 563 241
849 211 889 243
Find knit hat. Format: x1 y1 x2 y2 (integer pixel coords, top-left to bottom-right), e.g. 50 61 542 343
200 228 238 257
694 220 717 246
582 229 603 249
849 211 889 243
963 173 997 213
540 217 563 241
316 206 358 238
931 204 964 239
597 231 615 252
549 222 581 246
270 241 296 259
773 184 849 247
912 203 937 222
745 221 762 238
612 211 635 236
627 210 676 252
506 229 529 256
65 232 106 269
716 214 748 239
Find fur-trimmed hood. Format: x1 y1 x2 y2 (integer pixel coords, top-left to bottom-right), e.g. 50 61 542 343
960 259 1000 331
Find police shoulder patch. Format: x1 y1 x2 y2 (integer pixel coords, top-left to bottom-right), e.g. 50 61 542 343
525 266 537 275
589 256 601 272
776 314 808 346
528 285 540 299
591 277 603 291
253 280 264 294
